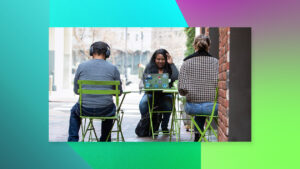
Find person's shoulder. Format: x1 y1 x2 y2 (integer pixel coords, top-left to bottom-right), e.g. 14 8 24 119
110 62 118 69
77 60 91 69
105 61 119 72
80 59 94 66
145 63 151 69
191 56 218 65
204 56 218 63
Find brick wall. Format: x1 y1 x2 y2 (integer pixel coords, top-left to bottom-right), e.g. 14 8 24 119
218 28 230 142
205 27 209 36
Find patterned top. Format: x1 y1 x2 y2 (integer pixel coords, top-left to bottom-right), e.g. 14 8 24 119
178 51 218 103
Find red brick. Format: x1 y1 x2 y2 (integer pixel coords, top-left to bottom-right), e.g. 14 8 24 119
219 72 227 81
225 42 229 53
219 113 225 123
220 63 228 72
218 88 226 98
218 81 227 90
219 120 228 136
219 63 224 72
218 97 229 107
218 126 228 142
219 61 227 72
227 27 230 33
221 47 225 56
224 115 229 127
219 55 225 64
219 51 223 59
219 112 229 127
218 107 225 117
218 103 227 113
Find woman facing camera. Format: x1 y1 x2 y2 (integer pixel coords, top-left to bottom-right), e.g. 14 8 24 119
178 35 219 141
139 49 179 133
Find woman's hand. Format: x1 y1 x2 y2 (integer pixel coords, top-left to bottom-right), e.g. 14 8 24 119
166 53 173 64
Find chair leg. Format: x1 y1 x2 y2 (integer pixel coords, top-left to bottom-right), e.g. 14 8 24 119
190 118 194 140
206 118 218 140
81 118 87 142
84 119 98 142
198 117 215 142
82 120 92 142
119 110 125 142
81 118 90 142
117 119 125 142
90 120 99 142
169 111 175 142
116 120 120 142
106 119 116 142
191 116 208 142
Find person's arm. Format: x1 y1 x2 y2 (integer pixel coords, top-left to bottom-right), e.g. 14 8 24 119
142 64 151 86
169 63 179 82
166 52 179 82
114 66 123 96
178 63 188 96
73 65 81 95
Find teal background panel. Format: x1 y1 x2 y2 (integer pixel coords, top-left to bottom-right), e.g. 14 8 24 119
50 0 188 27
0 0 91 169
0 0 201 169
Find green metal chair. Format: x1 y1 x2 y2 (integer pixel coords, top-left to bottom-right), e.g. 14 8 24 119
190 88 219 142
77 80 125 142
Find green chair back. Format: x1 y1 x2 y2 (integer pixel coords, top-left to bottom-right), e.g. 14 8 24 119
77 80 120 117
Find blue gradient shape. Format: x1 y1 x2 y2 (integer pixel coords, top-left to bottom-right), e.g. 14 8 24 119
50 0 188 27
0 0 91 169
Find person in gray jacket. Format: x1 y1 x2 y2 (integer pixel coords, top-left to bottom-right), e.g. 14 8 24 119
68 41 122 142
178 35 218 141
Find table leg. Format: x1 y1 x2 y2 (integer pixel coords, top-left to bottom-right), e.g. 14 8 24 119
169 93 176 141
147 91 155 139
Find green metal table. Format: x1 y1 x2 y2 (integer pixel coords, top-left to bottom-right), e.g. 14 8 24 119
142 88 178 141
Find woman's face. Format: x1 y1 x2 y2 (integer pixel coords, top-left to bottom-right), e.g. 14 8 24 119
155 54 165 69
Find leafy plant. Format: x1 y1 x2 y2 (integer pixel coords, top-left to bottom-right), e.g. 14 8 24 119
184 27 195 57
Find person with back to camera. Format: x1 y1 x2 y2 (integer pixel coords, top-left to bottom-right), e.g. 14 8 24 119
139 49 179 133
68 41 123 142
178 35 219 141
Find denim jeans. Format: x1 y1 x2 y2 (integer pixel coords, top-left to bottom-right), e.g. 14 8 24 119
139 94 173 129
184 102 218 133
68 103 116 142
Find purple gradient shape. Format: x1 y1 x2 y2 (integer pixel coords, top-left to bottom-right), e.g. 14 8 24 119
176 0 300 27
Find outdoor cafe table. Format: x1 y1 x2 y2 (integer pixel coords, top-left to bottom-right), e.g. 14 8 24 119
142 88 178 141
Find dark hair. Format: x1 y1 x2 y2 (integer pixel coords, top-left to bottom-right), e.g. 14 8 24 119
92 48 107 56
90 41 110 56
148 49 172 74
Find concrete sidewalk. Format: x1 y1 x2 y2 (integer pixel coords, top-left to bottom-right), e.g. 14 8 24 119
49 77 217 142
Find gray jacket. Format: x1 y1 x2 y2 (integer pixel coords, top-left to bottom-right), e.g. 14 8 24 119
74 59 122 108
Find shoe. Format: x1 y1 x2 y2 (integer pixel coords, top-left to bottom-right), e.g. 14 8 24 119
194 133 200 142
185 125 191 132
162 128 169 134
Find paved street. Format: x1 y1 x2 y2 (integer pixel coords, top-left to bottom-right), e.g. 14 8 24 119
49 77 217 142
49 92 194 142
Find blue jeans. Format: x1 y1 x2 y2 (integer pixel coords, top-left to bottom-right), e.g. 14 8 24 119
139 94 173 129
68 103 116 142
184 102 218 134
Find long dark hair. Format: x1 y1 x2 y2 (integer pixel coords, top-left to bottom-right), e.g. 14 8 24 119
147 49 172 75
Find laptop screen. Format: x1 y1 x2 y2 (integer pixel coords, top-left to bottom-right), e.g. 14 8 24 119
143 73 170 89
